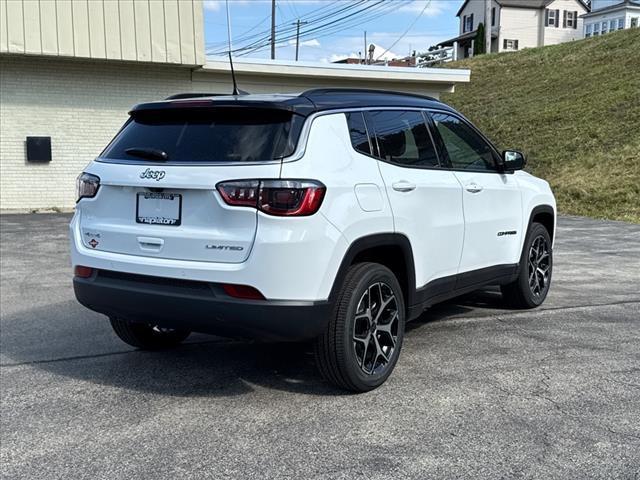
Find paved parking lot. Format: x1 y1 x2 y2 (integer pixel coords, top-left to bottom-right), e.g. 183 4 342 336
1 213 639 479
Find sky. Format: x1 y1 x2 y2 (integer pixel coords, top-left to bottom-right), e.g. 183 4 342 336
203 0 462 63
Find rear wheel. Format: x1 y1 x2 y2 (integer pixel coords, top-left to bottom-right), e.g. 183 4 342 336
315 262 405 392
109 317 190 350
501 222 552 309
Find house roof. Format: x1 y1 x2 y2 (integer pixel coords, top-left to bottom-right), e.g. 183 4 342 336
456 0 589 17
581 0 640 17
440 29 499 47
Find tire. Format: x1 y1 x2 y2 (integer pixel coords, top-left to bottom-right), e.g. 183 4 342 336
315 262 406 392
501 222 553 309
109 317 191 350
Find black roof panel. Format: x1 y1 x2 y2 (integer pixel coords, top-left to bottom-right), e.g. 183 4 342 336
132 88 454 117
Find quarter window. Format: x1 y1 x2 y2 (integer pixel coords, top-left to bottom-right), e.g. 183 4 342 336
345 112 371 156
430 113 497 172
368 110 439 168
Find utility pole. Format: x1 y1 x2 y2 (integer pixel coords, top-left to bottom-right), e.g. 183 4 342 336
271 0 276 60
364 31 367 64
292 19 309 61
485 0 492 53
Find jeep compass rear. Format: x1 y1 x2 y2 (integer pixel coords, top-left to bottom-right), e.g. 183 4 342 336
72 89 556 392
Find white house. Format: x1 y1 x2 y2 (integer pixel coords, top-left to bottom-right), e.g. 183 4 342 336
443 0 589 59
581 0 640 37
0 0 470 211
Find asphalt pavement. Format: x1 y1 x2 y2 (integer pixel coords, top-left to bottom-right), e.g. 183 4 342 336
1 213 639 479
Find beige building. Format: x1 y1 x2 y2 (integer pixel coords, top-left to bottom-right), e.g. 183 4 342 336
443 0 589 59
0 0 469 211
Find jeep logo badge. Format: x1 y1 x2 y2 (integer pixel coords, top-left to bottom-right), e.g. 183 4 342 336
140 168 165 181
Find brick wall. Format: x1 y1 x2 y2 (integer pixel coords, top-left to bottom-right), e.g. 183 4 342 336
0 55 197 210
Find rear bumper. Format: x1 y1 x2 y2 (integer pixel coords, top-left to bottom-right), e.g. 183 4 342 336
73 270 331 341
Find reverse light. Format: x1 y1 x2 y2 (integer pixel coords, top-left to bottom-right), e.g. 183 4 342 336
216 180 326 217
74 266 94 278
76 173 100 202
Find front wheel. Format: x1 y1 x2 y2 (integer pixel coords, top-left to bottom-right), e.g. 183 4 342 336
109 317 191 350
501 222 553 309
315 262 406 392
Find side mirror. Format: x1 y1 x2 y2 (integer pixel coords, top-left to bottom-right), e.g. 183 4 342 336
501 150 526 171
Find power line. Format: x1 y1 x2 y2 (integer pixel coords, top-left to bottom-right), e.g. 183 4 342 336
206 0 375 55
375 0 432 61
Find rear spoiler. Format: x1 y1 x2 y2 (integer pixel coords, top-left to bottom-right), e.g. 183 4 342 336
130 97 315 117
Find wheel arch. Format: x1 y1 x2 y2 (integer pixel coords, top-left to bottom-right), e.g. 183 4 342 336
528 205 555 244
329 233 416 314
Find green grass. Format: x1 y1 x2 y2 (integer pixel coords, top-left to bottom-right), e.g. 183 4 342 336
442 28 640 223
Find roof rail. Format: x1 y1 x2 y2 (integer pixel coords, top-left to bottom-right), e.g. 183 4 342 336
301 88 439 103
164 93 224 100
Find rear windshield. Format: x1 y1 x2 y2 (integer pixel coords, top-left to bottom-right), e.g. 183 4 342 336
101 108 304 163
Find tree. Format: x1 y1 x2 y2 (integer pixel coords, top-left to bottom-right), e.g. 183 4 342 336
474 22 486 56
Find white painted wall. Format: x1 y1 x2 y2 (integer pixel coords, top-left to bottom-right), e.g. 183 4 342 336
543 0 587 44
0 0 205 65
499 7 542 51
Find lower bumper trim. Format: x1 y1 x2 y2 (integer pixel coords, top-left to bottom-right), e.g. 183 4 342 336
73 270 331 341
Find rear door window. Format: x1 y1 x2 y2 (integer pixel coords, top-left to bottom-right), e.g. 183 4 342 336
102 108 303 163
367 110 440 168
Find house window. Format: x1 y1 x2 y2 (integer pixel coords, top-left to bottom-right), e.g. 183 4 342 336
546 9 559 27
565 11 577 28
632 17 639 28
593 22 600 35
610 19 617 31
618 18 625 29
491 7 496 27
585 24 592 37
602 21 608 34
503 39 519 50
463 14 474 33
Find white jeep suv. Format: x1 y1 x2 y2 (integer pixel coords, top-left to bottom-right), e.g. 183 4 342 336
71 89 556 392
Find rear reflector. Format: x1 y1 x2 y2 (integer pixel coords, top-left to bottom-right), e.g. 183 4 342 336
222 284 265 300
74 266 94 278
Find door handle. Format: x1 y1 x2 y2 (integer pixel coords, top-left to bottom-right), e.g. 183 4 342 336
392 181 416 192
138 236 164 252
465 183 483 194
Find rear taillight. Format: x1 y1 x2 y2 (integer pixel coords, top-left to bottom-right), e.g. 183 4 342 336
76 173 100 202
217 180 326 217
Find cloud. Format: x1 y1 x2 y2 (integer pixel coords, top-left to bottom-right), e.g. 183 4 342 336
287 38 321 47
203 1 222 12
398 0 452 17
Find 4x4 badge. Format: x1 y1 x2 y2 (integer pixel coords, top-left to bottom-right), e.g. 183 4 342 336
140 168 165 181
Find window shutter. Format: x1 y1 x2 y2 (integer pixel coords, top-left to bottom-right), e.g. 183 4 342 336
503 39 507 49
515 40 519 50
556 10 560 27
574 11 578 29
545 9 549 27
470 13 474 30
563 11 567 28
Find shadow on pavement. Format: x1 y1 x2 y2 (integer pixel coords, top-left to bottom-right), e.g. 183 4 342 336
2 288 510 397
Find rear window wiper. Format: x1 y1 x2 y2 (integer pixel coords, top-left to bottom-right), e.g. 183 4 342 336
125 147 169 162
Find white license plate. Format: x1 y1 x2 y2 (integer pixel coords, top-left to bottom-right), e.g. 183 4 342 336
136 192 182 226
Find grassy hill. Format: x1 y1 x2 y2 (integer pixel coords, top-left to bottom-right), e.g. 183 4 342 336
442 28 640 223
